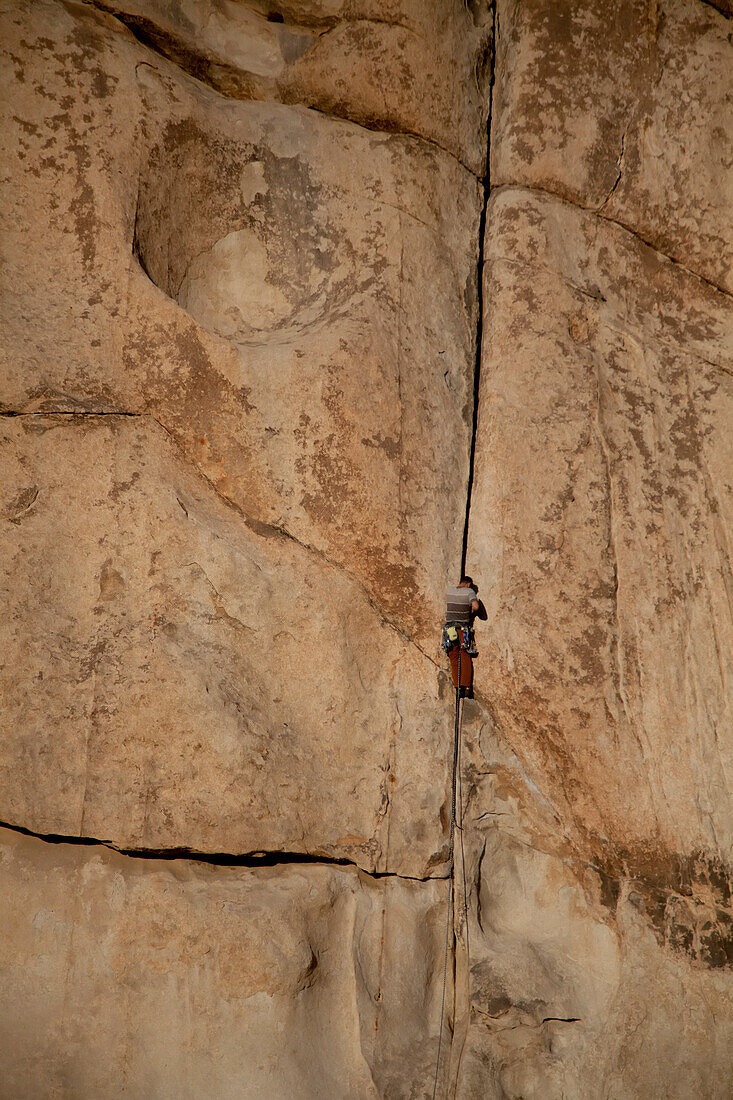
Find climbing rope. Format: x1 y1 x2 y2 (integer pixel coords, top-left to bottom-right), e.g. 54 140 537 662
432 836 453 1100
456 689 471 964
431 649 470 1099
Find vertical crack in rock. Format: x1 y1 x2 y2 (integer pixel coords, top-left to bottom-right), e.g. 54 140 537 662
592 361 633 733
461 7 496 575
449 8 497 1096
131 168 153 283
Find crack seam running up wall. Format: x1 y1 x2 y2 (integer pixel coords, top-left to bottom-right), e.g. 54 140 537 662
461 2 498 574
459 127 490 576
448 7 497 1098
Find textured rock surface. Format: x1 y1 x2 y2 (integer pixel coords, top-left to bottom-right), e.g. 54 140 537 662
79 0 493 173
0 829 445 1098
491 0 733 292
1 0 733 1097
0 414 448 873
0 0 485 1091
1 0 483 647
459 0 733 1095
471 185 733 865
454 703 733 1099
0 0 485 870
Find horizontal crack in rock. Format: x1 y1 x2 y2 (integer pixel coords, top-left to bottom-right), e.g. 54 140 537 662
0 818 447 881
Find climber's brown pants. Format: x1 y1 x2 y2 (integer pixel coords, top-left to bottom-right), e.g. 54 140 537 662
449 644 473 691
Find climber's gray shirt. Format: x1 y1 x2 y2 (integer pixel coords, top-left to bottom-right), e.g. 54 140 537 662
445 587 476 625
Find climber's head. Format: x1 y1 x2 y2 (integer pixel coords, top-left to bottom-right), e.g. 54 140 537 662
459 575 476 591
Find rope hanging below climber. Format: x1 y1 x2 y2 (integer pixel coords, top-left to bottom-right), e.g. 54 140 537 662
431 574 486 1098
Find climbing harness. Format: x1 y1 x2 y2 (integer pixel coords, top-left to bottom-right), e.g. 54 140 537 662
441 623 477 658
431 649 471 1100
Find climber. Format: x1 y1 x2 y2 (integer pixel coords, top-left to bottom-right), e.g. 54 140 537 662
442 575 487 695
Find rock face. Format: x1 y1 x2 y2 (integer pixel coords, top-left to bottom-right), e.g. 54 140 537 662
491 0 733 293
0 413 448 873
0 828 446 1098
0 0 731 1098
461 1 733 1095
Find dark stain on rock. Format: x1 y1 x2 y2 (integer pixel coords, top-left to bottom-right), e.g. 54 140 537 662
568 623 609 684
597 867 621 911
592 839 733 969
134 117 248 298
700 911 733 969
109 469 140 501
361 432 401 459
4 485 39 524
436 670 453 702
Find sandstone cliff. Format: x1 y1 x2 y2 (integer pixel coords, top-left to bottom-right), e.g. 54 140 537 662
0 1 731 1097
